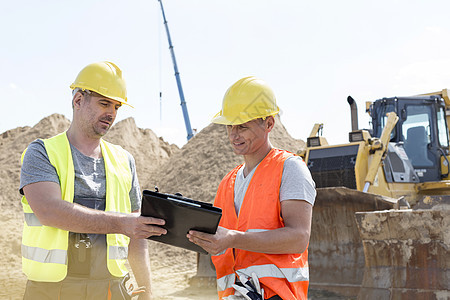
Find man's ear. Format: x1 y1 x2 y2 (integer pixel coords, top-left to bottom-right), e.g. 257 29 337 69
73 92 83 109
266 116 275 132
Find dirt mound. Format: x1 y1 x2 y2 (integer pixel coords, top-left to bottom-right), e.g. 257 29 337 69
154 115 306 203
104 117 179 189
0 113 71 209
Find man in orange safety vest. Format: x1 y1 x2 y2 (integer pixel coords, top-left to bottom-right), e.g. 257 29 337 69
188 76 316 300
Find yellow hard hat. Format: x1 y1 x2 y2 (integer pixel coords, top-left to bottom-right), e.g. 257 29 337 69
70 61 132 107
211 76 279 125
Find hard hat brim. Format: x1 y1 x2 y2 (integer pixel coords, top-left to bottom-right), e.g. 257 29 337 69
70 84 134 108
211 111 238 125
211 109 279 125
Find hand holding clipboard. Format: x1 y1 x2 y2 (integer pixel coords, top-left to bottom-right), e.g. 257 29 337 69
140 189 222 254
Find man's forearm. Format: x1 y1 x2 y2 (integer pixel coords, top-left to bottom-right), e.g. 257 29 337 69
128 238 152 299
188 225 308 255
230 226 309 254
23 182 166 239
35 197 129 234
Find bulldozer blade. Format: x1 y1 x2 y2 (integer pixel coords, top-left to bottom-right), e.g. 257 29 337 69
355 196 450 299
308 187 396 296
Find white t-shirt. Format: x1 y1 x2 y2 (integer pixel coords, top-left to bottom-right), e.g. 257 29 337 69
234 156 316 215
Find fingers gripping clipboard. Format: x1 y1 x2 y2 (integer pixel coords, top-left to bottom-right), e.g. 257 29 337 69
141 189 222 254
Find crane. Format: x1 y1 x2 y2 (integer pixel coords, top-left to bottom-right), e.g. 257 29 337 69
158 0 194 141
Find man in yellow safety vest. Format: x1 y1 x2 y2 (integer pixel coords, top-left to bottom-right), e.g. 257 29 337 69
20 61 166 299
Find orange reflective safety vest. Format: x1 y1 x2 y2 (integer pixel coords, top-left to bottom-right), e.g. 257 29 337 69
211 148 309 300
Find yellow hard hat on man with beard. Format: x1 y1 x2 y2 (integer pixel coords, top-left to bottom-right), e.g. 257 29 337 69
70 61 132 107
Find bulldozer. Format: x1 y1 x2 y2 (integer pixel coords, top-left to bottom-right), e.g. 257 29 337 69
191 89 450 298
302 90 450 297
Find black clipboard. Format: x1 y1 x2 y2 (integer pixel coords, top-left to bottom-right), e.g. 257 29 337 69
141 189 222 254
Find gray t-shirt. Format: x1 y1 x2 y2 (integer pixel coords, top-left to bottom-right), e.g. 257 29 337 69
234 156 316 215
20 138 141 279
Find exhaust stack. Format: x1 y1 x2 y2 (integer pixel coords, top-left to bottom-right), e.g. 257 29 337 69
347 96 359 131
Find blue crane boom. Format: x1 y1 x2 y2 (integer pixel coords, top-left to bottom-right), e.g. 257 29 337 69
158 0 194 141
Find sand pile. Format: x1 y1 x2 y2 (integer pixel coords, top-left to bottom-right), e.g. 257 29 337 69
154 115 306 204
0 113 304 300
0 114 71 210
104 117 179 189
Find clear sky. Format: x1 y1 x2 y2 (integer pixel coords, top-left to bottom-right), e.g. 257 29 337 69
2 0 450 147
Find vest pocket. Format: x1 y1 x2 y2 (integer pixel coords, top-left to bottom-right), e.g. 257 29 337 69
68 233 92 276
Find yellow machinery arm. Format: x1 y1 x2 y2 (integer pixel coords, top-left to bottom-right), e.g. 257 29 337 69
309 123 323 137
363 112 399 192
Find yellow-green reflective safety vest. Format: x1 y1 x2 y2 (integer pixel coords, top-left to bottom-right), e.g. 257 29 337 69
21 132 132 282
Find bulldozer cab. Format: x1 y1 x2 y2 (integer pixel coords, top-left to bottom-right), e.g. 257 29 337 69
369 96 450 182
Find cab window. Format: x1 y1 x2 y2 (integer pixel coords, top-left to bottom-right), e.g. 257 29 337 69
437 106 449 148
402 105 433 167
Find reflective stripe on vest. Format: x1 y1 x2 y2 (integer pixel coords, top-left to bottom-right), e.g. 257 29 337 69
245 228 268 233
217 273 236 292
212 149 309 300
237 264 309 283
24 213 42 226
22 244 66 265
21 132 132 282
217 264 309 292
109 245 128 260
